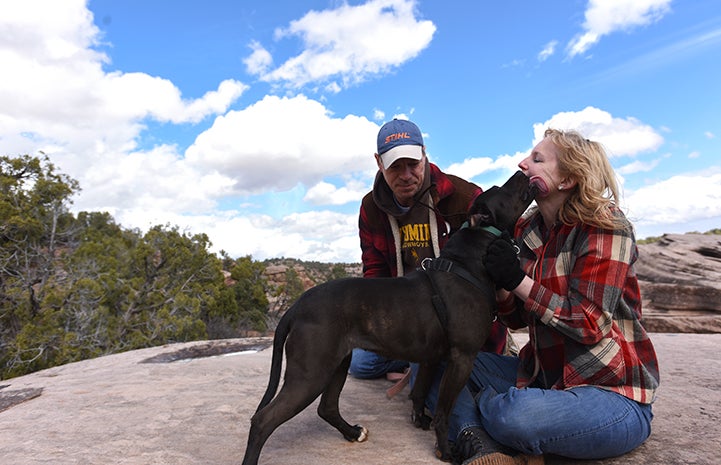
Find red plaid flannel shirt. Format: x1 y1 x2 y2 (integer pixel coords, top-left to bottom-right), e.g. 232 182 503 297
497 208 660 404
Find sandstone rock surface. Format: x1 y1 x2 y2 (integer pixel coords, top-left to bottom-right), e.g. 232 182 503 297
636 233 721 333
1 333 719 465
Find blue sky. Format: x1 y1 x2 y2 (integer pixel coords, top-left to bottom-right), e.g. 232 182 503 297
1 0 720 262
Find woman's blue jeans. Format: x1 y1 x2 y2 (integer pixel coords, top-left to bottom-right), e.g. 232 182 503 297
411 352 654 460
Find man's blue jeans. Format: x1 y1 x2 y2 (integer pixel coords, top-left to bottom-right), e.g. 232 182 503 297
349 348 408 379
411 352 654 459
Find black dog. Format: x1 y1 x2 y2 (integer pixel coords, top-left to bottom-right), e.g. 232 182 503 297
241 171 537 465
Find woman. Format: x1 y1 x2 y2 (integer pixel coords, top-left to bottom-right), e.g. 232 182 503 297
418 129 660 465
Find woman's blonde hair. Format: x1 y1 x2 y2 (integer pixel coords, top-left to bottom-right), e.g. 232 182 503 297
543 128 627 231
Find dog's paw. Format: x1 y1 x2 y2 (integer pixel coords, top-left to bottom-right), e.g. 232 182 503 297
347 424 368 442
411 411 433 430
434 446 454 463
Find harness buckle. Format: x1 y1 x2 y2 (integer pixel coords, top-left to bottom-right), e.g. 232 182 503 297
422 257 454 272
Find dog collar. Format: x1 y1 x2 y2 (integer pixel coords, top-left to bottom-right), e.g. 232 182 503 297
480 225 503 237
460 221 503 238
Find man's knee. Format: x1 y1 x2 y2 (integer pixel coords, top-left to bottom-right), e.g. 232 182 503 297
349 348 381 379
349 348 407 379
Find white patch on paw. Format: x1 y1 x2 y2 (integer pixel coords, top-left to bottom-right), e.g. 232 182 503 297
357 426 369 442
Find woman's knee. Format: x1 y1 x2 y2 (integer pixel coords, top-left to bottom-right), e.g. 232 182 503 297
478 387 555 452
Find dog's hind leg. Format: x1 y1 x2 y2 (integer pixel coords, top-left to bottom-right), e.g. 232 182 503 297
241 380 325 465
317 354 369 442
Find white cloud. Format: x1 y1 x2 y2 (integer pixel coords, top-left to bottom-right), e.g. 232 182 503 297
243 40 273 75
324 82 342 94
501 59 525 69
616 158 661 175
532 106 664 157
105 206 359 263
304 179 370 206
624 169 721 237
185 94 379 195
538 40 558 61
175 210 362 263
99 73 247 124
74 144 234 216
567 0 672 58
0 0 103 64
446 153 526 180
249 0 436 89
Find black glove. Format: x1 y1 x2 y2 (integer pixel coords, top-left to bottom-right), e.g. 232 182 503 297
483 232 525 291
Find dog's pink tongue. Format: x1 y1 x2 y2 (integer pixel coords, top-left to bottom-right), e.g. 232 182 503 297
529 176 550 196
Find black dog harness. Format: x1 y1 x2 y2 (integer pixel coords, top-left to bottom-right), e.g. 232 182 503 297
421 224 511 332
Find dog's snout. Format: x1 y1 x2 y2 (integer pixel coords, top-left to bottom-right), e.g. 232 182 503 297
522 183 539 202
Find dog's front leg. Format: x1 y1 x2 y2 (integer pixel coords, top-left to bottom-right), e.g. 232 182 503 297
432 357 474 462
409 362 436 430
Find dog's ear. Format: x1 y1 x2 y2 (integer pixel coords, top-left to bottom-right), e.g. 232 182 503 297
469 202 495 227
469 187 497 214
468 186 498 227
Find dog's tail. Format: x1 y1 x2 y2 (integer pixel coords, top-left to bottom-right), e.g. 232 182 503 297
255 304 294 413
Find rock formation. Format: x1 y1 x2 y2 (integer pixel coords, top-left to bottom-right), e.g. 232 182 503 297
636 233 721 333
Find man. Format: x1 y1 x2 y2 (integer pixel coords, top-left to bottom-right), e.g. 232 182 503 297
350 118 508 381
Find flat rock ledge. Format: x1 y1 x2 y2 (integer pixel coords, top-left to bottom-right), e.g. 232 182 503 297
636 233 721 334
0 333 719 465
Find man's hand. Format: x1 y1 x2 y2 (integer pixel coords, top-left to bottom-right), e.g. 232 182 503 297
483 233 526 291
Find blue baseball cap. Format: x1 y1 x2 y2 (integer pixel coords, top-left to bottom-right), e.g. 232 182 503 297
376 119 424 169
